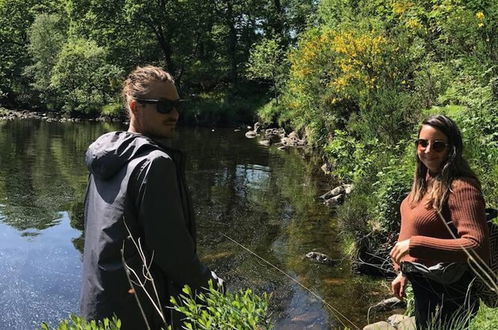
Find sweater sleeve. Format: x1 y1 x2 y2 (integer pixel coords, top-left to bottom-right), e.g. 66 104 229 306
409 179 488 262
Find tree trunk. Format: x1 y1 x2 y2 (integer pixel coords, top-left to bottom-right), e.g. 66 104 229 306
226 1 238 85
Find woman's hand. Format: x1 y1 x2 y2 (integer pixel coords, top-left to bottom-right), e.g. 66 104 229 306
390 239 410 264
391 273 408 300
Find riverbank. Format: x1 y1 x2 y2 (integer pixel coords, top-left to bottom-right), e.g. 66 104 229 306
0 107 124 123
244 124 498 329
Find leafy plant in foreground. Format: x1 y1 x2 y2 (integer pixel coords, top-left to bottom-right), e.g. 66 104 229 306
169 281 272 330
40 314 121 330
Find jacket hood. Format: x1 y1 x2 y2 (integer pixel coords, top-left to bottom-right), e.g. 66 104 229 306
85 131 160 179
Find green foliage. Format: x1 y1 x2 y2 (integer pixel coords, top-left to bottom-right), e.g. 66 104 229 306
425 64 498 206
50 38 123 114
2 0 315 120
471 304 498 329
336 191 373 239
246 37 286 83
169 281 272 330
0 0 39 103
403 283 414 317
101 103 125 118
25 13 67 106
40 314 121 330
181 84 269 125
256 98 285 126
259 0 498 272
324 130 379 182
372 156 413 236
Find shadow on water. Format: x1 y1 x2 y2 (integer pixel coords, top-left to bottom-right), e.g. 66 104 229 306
0 121 392 329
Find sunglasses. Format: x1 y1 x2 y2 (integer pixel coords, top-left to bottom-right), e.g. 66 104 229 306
415 139 449 153
135 98 183 114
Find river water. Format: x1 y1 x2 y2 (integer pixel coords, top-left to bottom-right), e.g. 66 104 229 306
0 119 391 329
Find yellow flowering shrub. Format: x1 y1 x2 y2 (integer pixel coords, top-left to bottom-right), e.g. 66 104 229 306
393 1 414 15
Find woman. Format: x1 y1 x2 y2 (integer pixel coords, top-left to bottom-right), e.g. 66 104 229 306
390 115 490 329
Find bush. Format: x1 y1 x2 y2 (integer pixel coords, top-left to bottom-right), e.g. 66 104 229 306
372 149 414 236
181 84 269 126
101 103 125 119
41 282 271 330
25 13 67 107
50 38 123 115
169 281 272 330
40 315 121 330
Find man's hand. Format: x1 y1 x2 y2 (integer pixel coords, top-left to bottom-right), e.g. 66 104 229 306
391 273 408 300
211 271 225 293
390 239 410 264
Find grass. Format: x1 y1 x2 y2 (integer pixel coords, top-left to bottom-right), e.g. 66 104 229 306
470 304 498 329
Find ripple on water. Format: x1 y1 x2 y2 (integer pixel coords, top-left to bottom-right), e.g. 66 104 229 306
0 216 81 329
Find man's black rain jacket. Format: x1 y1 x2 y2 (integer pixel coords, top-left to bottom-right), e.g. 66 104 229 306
80 131 211 329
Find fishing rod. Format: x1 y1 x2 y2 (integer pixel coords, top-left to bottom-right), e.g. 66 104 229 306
221 233 360 330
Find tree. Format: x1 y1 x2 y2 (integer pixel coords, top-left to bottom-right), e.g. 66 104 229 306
246 37 287 97
0 0 38 105
50 38 123 114
25 13 67 108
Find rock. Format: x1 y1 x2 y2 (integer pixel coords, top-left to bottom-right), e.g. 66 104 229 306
323 194 343 207
281 136 306 148
278 130 307 148
233 128 241 132
363 321 396 330
319 186 345 200
396 316 415 330
264 128 279 141
277 128 286 138
320 163 333 175
253 121 261 133
305 252 338 266
344 183 354 195
259 139 271 146
290 311 321 323
364 314 415 330
369 297 406 312
245 130 257 138
288 131 299 139
387 314 410 327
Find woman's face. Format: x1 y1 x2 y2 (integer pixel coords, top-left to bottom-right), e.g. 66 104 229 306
417 125 450 174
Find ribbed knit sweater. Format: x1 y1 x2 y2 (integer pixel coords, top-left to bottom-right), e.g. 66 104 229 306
396 177 490 269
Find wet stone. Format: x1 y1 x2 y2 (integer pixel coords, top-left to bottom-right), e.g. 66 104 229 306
363 321 396 330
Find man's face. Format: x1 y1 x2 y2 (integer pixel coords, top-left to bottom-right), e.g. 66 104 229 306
132 80 180 138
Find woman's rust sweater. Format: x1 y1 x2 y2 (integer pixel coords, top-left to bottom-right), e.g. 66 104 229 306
397 177 490 268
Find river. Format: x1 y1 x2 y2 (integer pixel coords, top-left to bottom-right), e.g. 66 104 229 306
0 119 391 329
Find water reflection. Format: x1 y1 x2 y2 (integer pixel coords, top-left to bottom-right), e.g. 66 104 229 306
0 121 390 329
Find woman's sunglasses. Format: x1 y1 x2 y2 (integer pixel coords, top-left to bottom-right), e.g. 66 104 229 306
135 98 184 114
415 139 449 153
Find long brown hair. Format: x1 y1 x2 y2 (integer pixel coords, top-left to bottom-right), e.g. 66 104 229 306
410 115 479 210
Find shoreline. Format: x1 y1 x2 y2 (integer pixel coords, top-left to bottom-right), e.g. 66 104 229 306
0 107 124 123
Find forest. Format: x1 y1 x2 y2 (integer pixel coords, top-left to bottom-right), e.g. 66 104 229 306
0 0 314 123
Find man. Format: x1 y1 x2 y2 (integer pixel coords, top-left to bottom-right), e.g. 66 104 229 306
80 66 218 329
